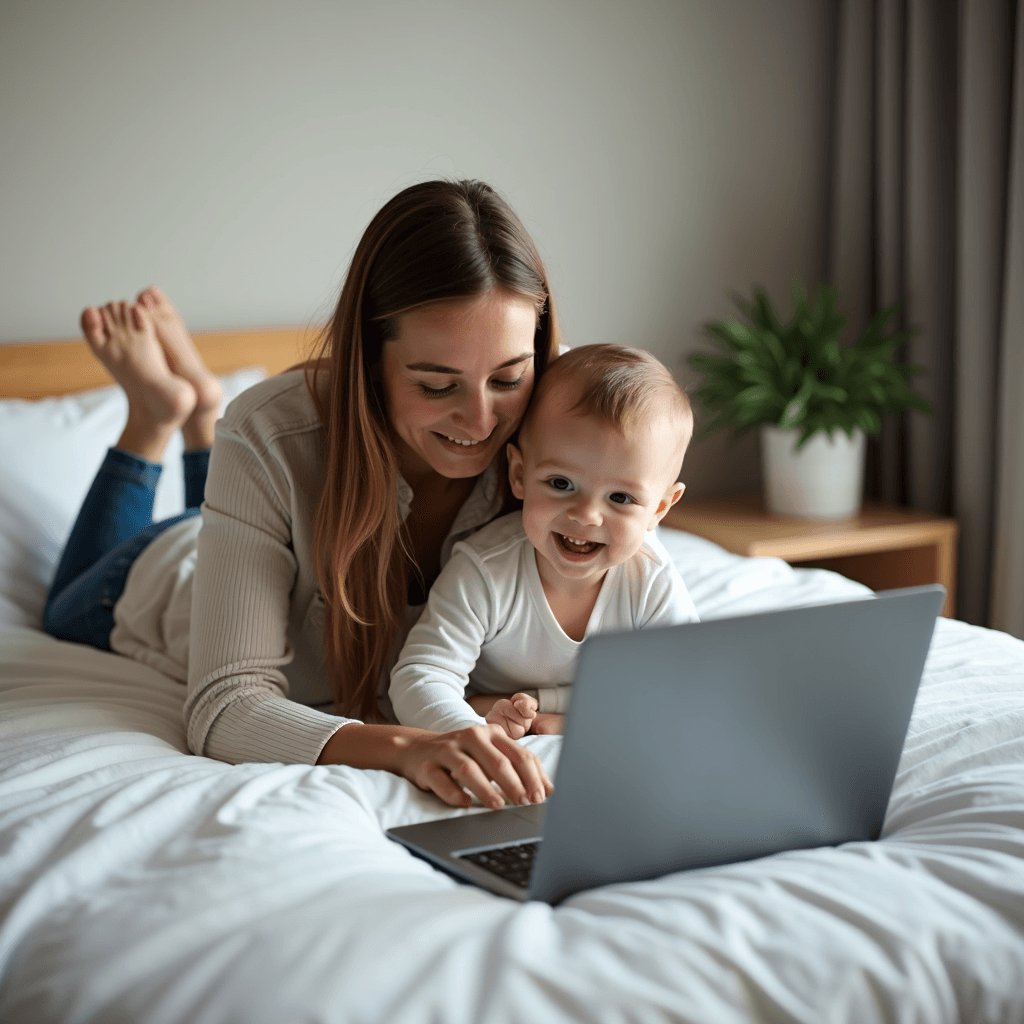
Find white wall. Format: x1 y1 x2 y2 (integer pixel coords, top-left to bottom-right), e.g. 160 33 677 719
0 0 833 496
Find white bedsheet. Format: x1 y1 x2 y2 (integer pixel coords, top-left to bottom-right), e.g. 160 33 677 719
1 530 1023 1023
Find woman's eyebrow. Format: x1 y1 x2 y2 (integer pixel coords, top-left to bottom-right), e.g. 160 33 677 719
405 352 534 374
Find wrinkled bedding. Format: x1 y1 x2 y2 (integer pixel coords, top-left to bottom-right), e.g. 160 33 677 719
1 529 1023 1023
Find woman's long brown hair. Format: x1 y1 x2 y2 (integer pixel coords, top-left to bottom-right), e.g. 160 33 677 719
307 180 559 721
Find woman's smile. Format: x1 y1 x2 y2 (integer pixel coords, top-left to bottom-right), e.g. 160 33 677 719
435 430 488 448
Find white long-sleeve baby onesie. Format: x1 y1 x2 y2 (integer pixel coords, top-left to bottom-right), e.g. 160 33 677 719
389 511 699 732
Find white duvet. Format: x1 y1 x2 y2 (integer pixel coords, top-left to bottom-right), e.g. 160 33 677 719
1 530 1023 1024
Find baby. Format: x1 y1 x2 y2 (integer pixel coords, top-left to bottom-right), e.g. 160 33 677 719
389 343 699 739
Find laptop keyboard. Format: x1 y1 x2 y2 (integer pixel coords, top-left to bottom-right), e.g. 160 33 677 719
459 841 539 888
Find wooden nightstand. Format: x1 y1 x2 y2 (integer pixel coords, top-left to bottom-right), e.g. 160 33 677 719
663 495 959 618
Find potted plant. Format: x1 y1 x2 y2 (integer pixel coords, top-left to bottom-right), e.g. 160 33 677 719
688 283 931 518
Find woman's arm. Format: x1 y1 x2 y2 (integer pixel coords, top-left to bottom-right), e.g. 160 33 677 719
186 418 346 764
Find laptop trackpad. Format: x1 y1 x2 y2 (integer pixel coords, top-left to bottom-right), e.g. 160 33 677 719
443 800 547 850
387 801 547 858
508 802 547 829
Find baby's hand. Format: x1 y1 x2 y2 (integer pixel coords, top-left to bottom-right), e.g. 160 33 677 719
485 693 539 739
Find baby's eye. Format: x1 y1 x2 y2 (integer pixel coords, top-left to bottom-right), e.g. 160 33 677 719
609 492 634 505
548 477 573 492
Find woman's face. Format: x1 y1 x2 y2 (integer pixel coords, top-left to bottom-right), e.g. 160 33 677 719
381 290 539 481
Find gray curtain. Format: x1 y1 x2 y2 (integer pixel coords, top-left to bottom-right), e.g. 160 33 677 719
826 0 1023 635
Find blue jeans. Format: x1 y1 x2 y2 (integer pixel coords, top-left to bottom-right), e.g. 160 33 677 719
42 447 210 650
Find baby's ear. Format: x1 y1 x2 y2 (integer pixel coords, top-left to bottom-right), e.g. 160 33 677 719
651 482 685 528
507 442 526 500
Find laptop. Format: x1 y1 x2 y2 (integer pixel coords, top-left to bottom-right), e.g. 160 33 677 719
386 585 945 904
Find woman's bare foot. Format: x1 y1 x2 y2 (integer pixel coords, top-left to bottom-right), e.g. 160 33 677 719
81 301 196 462
136 286 222 450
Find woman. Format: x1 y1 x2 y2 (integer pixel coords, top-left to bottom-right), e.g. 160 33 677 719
43 179 555 811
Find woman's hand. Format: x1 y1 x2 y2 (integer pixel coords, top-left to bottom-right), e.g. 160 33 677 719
396 724 552 810
317 722 553 810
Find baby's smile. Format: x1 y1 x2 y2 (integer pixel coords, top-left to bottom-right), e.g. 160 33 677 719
554 532 604 559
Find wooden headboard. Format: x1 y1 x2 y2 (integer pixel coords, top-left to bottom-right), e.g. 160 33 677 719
0 326 324 401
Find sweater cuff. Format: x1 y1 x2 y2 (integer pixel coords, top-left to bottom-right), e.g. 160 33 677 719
201 692 353 765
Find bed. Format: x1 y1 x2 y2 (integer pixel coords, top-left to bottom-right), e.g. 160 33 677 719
1 331 1023 1023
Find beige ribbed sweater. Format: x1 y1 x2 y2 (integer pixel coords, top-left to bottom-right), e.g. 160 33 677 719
110 371 502 765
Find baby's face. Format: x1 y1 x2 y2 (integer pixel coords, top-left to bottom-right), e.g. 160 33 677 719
509 384 685 586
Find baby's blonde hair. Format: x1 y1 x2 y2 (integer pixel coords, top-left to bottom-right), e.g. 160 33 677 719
521 344 693 460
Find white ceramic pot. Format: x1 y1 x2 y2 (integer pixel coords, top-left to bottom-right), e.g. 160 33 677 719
760 425 866 519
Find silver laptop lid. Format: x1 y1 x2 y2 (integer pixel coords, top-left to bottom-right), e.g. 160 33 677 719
528 586 945 904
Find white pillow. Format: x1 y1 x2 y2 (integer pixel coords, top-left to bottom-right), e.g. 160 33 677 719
0 366 267 630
